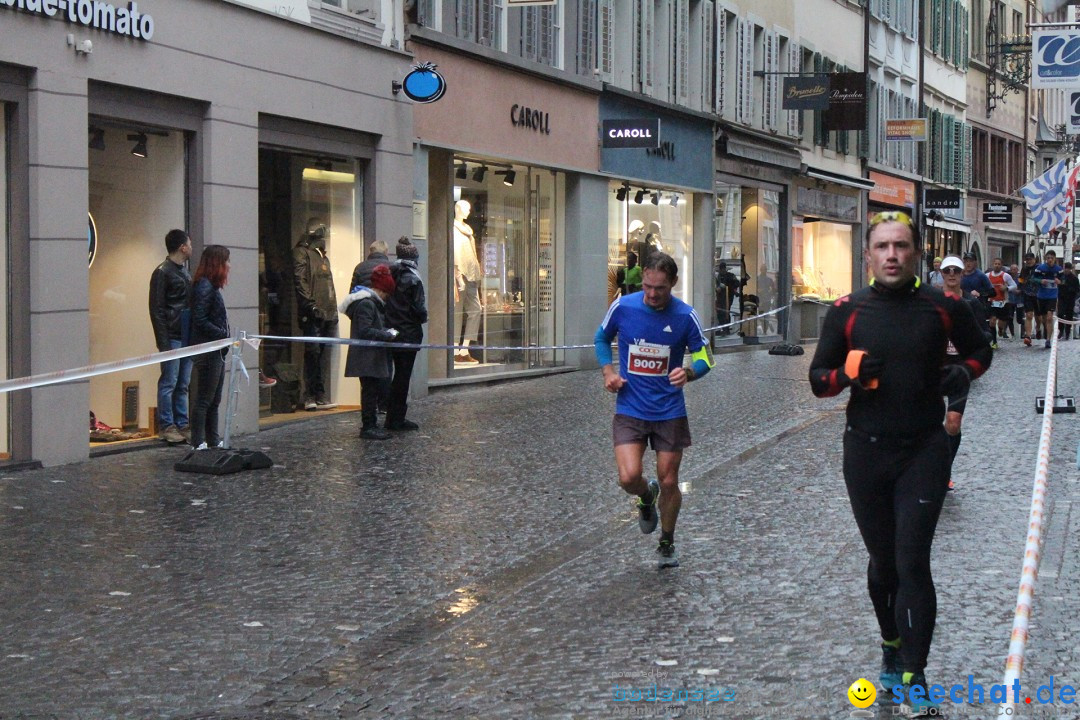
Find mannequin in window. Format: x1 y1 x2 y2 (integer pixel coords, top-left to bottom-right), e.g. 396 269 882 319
643 221 664 261
293 218 339 410
626 219 647 263
453 200 482 363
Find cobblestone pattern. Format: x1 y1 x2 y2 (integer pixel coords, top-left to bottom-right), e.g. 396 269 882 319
0 339 1078 719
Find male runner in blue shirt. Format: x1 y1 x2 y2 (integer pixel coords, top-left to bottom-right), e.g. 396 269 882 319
595 252 712 568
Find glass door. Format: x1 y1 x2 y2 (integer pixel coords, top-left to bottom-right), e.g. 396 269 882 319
529 168 557 368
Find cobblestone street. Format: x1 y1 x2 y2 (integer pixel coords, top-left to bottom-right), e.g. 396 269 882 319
3 339 1080 719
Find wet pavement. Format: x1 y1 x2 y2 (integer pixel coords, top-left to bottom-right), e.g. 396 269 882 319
2 336 1080 719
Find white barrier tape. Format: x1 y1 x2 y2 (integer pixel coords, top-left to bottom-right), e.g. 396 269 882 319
1053 314 1080 326
0 338 234 396
252 305 793 352
998 318 1058 717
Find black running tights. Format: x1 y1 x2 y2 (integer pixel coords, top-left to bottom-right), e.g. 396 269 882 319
843 428 950 674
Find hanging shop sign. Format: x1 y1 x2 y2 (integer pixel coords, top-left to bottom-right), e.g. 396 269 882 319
885 118 928 142
1032 30 1080 88
781 76 830 110
401 62 447 104
823 72 867 132
925 188 962 210
1069 91 1080 134
602 119 661 149
982 202 1014 223
869 171 915 208
796 186 858 222
1 0 156 40
88 212 98 268
511 104 550 135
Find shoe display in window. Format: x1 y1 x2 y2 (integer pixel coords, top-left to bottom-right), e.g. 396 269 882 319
259 372 278 388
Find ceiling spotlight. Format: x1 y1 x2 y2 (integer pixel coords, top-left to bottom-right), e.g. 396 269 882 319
501 169 516 186
88 126 105 151
455 163 468 179
634 189 646 204
472 165 488 182
615 183 629 202
669 194 679 207
650 192 660 206
128 133 148 158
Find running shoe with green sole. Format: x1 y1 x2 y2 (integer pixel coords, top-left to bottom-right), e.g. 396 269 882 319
656 540 679 568
879 643 902 691
637 479 659 534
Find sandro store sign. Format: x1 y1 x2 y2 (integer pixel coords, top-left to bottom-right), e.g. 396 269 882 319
1 0 155 40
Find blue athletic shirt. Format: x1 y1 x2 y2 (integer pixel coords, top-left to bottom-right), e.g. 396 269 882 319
594 292 710 421
1034 263 1062 300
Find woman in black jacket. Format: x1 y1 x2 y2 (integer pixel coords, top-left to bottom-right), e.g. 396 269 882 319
339 264 398 440
189 245 231 450
385 238 428 430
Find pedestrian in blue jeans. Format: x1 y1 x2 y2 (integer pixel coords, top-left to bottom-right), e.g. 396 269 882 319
188 245 232 451
148 229 193 445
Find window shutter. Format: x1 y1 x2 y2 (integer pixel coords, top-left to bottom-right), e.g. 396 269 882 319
787 41 802 137
742 19 755 125
674 0 690 106
538 5 554 66
813 53 825 147
763 31 776 130
702 1 715 112
598 0 613 81
636 0 654 94
962 6 969 66
871 0 882 17
457 0 477 42
478 0 497 47
577 0 597 76
716 9 727 116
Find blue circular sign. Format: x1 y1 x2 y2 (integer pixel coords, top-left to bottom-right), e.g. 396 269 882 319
402 62 446 104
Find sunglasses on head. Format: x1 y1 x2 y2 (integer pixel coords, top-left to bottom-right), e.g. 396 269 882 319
869 211 913 228
942 268 962 275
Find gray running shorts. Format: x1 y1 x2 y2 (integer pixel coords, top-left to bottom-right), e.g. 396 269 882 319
613 413 692 452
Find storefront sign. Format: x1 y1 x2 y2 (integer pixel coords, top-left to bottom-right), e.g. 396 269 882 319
982 201 1014 223
413 46 598 172
1069 91 1080 134
645 141 675 161
796 186 858 222
402 63 447 104
782 76 830 110
925 188 961 210
823 72 867 132
511 104 551 135
868 171 915 208
885 118 928 142
1033 29 1080 88
1 0 156 40
602 119 661 149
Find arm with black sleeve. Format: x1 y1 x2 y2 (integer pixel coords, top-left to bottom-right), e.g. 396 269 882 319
809 300 853 397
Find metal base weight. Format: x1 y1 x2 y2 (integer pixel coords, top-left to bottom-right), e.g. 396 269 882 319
174 448 274 475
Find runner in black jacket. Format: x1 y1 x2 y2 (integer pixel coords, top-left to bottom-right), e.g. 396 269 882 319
809 211 991 717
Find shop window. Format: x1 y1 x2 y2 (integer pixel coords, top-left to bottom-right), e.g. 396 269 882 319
607 180 693 306
714 183 780 337
791 218 853 302
258 149 364 416
88 125 187 440
451 158 559 373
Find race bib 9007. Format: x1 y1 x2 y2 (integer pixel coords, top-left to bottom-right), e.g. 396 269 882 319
627 342 671 376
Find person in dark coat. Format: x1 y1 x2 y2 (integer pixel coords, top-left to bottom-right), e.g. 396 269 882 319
350 239 390 291
385 237 428 430
340 264 398 440
1058 262 1080 340
188 245 231 451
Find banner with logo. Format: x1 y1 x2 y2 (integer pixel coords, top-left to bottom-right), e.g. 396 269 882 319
1070 91 1080 134
823 72 867 132
1033 30 1080 88
782 76 830 110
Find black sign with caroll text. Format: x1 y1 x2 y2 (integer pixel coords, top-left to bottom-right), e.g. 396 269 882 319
925 188 962 210
823 72 867 132
782 75 830 110
602 118 661 149
982 201 1014 223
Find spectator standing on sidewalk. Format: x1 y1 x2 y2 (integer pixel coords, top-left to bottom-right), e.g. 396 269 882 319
341 264 398 440
350 239 391 291
293 219 339 412
385 238 428 431
1057 263 1079 340
809 211 991 717
149 229 193 445
188 245 232 451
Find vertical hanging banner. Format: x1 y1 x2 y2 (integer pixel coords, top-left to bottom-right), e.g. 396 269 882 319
1069 91 1080 134
1032 29 1080 88
823 72 867 132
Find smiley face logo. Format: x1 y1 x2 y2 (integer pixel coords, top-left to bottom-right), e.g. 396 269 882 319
847 678 876 708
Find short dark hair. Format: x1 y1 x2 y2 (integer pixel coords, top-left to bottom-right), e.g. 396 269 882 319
1046 249 1057 257
165 229 189 254
866 214 921 251
641 252 678 283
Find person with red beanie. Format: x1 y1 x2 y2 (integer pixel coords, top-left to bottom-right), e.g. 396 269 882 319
340 264 398 440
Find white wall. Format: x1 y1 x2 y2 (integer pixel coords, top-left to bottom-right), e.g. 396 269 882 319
88 130 186 431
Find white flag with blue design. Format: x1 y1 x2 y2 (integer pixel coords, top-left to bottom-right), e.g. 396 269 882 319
1020 158 1075 234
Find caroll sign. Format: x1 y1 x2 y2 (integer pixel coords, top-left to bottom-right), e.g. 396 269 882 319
1033 30 1080 88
